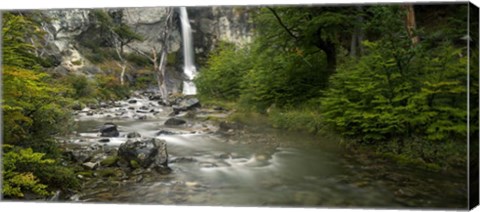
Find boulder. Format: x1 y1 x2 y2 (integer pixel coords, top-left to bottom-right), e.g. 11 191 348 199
172 97 200 113
127 132 142 139
98 138 110 143
118 138 170 173
100 123 120 137
156 130 176 136
128 99 138 104
164 118 186 126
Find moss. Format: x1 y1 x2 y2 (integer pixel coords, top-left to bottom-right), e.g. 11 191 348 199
100 156 119 167
130 160 140 169
77 171 94 178
71 60 83 66
167 53 177 65
97 168 119 178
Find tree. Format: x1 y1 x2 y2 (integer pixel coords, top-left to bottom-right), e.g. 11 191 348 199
2 12 43 69
90 9 143 85
127 7 174 101
403 4 420 45
2 12 79 199
262 6 357 73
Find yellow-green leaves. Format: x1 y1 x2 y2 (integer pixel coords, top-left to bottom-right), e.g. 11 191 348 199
2 147 54 198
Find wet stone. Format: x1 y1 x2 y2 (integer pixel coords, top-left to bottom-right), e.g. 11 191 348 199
100 123 120 137
98 138 110 143
164 118 186 126
127 132 142 139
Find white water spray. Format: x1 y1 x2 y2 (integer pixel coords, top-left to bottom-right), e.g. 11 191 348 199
180 7 197 95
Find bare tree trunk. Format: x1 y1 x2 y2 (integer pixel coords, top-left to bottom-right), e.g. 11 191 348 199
125 8 173 102
158 48 168 99
404 4 420 45
156 7 174 101
114 43 128 85
350 6 364 58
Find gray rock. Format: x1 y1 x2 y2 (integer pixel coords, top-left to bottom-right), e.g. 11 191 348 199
98 138 110 143
164 118 186 126
127 132 142 138
82 162 98 170
172 97 201 113
128 99 137 104
156 130 176 136
100 123 119 137
118 138 170 173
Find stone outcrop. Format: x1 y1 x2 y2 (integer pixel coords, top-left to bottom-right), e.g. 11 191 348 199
118 138 170 173
42 6 253 92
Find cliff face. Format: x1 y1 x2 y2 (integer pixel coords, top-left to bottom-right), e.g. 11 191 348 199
43 7 253 69
42 6 253 92
188 7 254 65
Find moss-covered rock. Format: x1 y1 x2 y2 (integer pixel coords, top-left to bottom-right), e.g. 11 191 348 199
130 160 140 169
100 156 119 167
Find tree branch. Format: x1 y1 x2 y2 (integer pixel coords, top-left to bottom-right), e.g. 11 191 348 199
267 7 298 40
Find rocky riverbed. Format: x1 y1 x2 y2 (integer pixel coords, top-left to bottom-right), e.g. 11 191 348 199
55 91 468 209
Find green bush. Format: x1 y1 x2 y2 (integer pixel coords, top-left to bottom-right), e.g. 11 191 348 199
2 145 79 199
322 40 467 145
195 42 252 101
62 74 97 99
95 75 131 100
239 41 327 112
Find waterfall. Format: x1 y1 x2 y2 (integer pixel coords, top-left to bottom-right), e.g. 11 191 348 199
180 7 197 95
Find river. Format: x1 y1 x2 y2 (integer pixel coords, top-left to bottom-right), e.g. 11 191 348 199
65 93 467 209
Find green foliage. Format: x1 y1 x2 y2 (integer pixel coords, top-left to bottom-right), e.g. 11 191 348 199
95 75 131 100
2 146 53 198
197 5 468 168
322 40 467 146
195 42 252 101
2 12 43 70
2 66 74 154
268 104 324 135
239 39 328 112
2 145 79 199
61 74 97 99
2 12 80 199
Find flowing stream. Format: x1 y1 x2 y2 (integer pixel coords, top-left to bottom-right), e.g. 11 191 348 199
180 7 197 95
66 94 468 209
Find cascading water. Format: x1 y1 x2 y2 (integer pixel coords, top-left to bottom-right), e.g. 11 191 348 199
180 7 197 95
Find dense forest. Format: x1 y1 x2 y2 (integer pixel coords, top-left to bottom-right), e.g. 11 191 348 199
1 3 478 204
196 4 477 169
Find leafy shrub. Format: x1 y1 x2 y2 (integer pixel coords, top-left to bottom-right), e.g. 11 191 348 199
62 74 97 99
195 42 252 101
2 146 53 198
2 145 79 199
2 66 74 153
95 75 131 100
239 41 327 112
